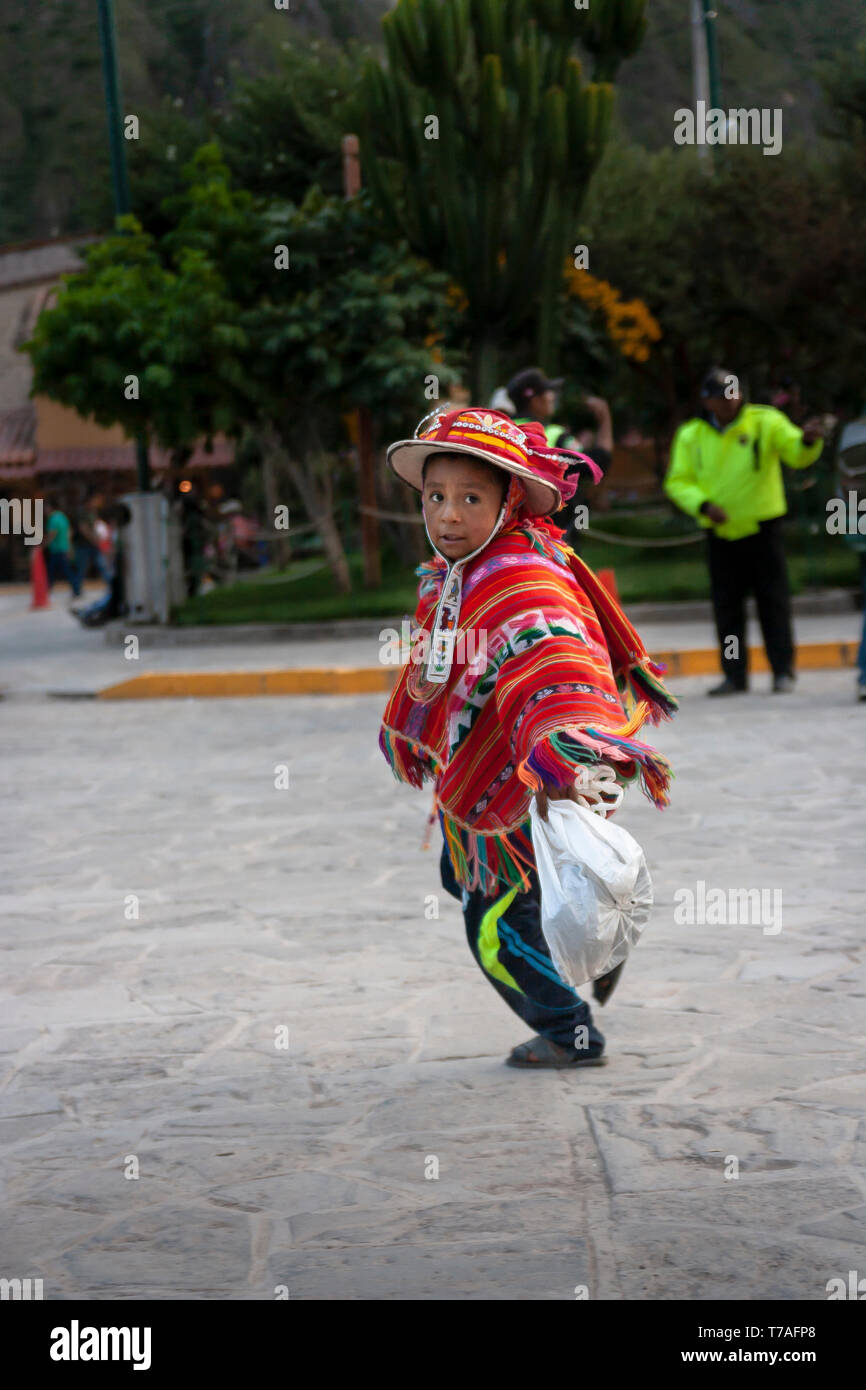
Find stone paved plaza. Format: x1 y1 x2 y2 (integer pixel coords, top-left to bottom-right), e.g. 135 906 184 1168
1 669 865 1299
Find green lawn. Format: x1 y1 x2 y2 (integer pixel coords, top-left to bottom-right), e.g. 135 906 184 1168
174 552 420 626
172 517 860 626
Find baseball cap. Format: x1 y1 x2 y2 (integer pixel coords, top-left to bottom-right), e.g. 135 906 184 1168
700 367 738 400
506 367 564 409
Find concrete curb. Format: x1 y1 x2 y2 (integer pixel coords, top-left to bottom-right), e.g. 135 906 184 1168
98 668 397 700
93 640 859 700
102 616 401 647
101 589 860 648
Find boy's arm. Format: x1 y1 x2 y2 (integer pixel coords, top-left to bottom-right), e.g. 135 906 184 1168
495 640 673 815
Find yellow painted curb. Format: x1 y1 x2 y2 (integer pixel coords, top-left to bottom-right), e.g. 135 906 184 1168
98 667 398 700
652 641 858 678
96 641 857 699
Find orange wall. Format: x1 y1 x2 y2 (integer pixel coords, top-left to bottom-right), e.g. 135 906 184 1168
34 396 130 448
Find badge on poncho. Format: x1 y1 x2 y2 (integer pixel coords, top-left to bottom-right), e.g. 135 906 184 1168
426 567 463 684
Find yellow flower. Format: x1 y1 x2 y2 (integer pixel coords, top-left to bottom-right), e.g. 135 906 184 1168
447 283 469 313
565 264 661 361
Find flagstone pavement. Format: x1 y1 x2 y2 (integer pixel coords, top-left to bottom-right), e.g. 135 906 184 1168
1 669 865 1299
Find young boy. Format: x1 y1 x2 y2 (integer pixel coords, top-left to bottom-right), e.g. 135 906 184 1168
380 408 676 1069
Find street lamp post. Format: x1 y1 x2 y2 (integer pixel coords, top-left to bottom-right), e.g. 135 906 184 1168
703 2 723 113
96 0 150 492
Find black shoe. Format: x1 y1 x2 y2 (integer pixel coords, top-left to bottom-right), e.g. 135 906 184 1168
506 1036 607 1069
707 678 747 697
772 674 796 693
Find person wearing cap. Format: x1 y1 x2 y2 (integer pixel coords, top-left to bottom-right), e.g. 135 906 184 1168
507 367 613 548
664 368 828 696
379 407 677 1069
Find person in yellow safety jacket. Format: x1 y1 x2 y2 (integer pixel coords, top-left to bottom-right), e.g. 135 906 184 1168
506 366 613 549
664 366 828 697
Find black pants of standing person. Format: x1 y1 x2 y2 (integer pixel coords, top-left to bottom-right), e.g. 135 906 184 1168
706 517 794 688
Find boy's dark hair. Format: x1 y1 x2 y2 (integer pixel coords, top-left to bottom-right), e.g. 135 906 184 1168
421 451 509 502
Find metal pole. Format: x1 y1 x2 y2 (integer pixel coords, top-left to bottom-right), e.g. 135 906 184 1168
97 0 130 215
703 1 722 113
342 134 381 588
690 0 710 166
97 0 150 491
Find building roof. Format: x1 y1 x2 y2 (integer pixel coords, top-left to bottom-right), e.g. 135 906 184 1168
0 422 235 481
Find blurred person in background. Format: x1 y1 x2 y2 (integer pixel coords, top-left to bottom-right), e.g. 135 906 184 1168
173 480 209 597
665 366 828 696
74 501 131 627
218 500 262 572
41 493 81 602
507 366 613 549
490 386 517 416
834 414 866 702
70 488 111 594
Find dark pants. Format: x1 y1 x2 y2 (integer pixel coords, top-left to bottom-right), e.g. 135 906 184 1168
73 541 111 588
45 550 81 596
706 517 794 686
439 841 605 1054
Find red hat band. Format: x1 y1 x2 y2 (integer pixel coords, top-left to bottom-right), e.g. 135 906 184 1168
417 408 600 502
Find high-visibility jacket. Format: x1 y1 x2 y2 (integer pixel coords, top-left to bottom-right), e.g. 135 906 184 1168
514 416 576 450
664 404 822 540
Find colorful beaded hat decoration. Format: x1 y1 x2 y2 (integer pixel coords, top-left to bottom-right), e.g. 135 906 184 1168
387 407 602 517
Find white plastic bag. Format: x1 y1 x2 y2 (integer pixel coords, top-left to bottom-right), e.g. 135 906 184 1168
529 796 653 987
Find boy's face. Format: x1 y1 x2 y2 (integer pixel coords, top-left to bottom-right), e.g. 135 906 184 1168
422 452 508 560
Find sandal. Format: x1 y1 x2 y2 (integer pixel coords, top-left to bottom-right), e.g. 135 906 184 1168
505 1035 608 1069
592 960 625 1007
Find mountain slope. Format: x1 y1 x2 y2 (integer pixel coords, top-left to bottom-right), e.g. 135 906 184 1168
0 0 862 244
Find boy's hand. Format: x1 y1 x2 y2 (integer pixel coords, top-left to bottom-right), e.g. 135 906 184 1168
535 781 581 822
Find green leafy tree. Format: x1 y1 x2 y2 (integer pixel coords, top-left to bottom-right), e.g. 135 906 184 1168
212 39 366 203
25 146 457 595
579 139 866 433
25 216 250 465
358 0 646 398
245 185 462 589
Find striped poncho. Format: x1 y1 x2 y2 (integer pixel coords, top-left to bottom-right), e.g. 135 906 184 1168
379 487 677 897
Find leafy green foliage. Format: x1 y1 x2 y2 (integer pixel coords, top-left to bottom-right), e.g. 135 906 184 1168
576 134 866 430
251 185 463 448
0 0 390 242
24 145 458 456
358 0 644 394
211 39 365 204
25 213 252 451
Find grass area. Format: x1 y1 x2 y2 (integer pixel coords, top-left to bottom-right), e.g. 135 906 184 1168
172 516 860 626
581 530 860 604
173 551 420 626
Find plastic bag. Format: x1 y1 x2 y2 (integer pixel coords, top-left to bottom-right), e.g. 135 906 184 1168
529 797 653 987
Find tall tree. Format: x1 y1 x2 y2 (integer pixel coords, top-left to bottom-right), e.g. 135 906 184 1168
358 0 646 397
25 147 457 595
24 216 251 462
